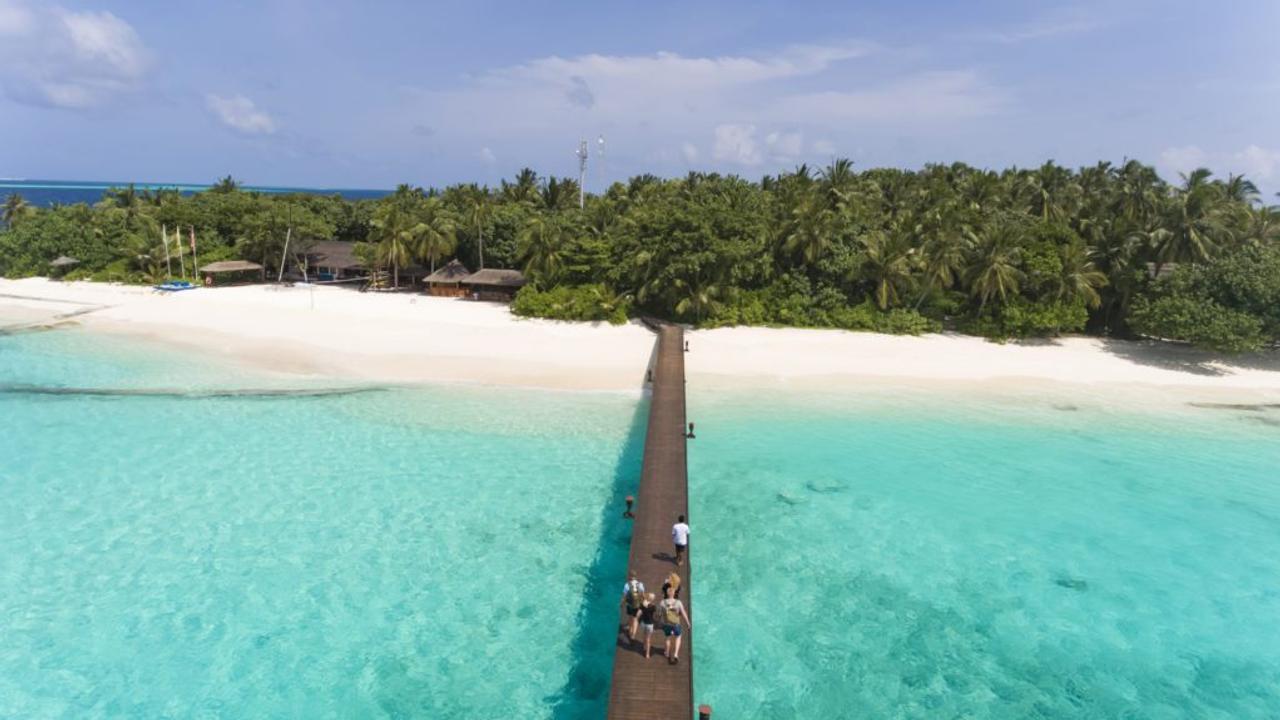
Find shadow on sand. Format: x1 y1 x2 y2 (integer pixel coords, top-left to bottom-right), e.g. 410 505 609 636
545 345 657 719
1099 338 1280 377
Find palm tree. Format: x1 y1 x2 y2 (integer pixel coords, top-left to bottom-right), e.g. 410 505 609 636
965 222 1024 313
98 184 148 233
501 168 539 205
415 199 457 273
915 220 973 309
517 215 567 285
1223 174 1260 205
781 197 836 266
1152 168 1233 270
1019 161 1078 223
2 193 33 227
211 175 241 193
818 158 856 208
860 230 915 310
670 272 732 324
368 186 427 288
539 177 578 212
1054 240 1108 309
461 184 491 270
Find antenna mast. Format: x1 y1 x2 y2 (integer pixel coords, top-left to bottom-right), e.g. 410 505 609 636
576 139 588 209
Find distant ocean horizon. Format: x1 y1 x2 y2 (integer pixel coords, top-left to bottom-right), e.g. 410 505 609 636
0 179 391 207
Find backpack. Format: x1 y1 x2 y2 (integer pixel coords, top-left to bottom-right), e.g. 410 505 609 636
662 600 681 625
625 581 642 608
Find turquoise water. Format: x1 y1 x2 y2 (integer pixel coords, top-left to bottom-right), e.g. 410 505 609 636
6 324 1280 719
690 388 1280 718
0 328 642 719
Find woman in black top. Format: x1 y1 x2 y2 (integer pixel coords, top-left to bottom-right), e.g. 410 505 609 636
637 593 658 658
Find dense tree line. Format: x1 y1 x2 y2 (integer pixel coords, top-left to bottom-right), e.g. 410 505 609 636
2 162 1278 351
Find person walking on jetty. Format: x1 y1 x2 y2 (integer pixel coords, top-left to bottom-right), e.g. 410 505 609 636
659 585 691 664
672 515 690 566
638 592 658 658
621 572 646 641
662 571 682 600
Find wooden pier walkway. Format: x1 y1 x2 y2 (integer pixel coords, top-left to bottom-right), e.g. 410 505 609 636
606 324 695 720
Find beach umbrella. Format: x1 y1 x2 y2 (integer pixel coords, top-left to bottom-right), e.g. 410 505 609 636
49 255 80 268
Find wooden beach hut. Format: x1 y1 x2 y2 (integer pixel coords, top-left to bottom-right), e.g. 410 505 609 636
200 260 264 286
49 256 79 279
462 268 526 302
423 259 471 297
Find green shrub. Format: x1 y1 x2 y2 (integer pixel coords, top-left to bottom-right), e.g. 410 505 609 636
511 284 630 325
1130 296 1264 353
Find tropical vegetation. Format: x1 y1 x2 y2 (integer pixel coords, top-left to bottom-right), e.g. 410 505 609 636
1 159 1277 350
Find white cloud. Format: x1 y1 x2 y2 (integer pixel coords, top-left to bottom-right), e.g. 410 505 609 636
972 8 1104 44
1235 145 1280 182
681 142 699 164
206 94 277 135
0 1 149 108
1158 145 1208 178
765 131 804 163
713 124 762 166
1157 144 1280 185
478 146 496 164
812 139 837 155
780 71 1006 125
0 1 34 36
404 42 1005 177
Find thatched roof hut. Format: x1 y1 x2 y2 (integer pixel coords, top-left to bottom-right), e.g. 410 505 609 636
424 259 472 297
464 268 526 288
49 256 80 268
463 268 526 302
200 260 264 273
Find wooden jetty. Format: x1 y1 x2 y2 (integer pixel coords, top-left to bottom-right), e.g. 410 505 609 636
606 324 696 720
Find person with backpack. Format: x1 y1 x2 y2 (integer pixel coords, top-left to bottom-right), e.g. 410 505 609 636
620 572 646 642
637 592 658 658
659 584 691 664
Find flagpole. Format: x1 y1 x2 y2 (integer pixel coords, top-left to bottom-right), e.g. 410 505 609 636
174 226 186 280
190 226 199 282
162 223 172 279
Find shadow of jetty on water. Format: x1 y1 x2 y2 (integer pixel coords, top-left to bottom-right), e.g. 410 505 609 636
546 351 655 719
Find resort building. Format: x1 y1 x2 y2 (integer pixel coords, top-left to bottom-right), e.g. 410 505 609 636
423 259 472 297
307 241 363 282
463 268 526 302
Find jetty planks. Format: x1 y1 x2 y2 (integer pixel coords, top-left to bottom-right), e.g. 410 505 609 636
606 324 694 720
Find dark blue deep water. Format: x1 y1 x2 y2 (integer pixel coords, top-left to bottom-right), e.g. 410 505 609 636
0 179 389 207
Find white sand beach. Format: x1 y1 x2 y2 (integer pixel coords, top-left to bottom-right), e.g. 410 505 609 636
3 278 1280 399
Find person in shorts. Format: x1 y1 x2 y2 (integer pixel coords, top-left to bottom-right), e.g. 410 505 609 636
638 592 658 658
620 572 645 641
659 585 691 664
671 515 690 566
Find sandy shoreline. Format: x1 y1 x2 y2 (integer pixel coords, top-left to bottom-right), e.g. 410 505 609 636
3 278 1280 403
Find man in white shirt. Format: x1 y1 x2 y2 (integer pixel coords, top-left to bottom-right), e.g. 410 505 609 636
671 515 690 566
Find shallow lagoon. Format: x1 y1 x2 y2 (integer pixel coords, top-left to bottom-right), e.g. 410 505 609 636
4 326 1280 718
0 329 642 719
690 387 1280 718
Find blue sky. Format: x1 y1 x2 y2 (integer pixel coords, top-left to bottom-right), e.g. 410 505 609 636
1 0 1277 194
